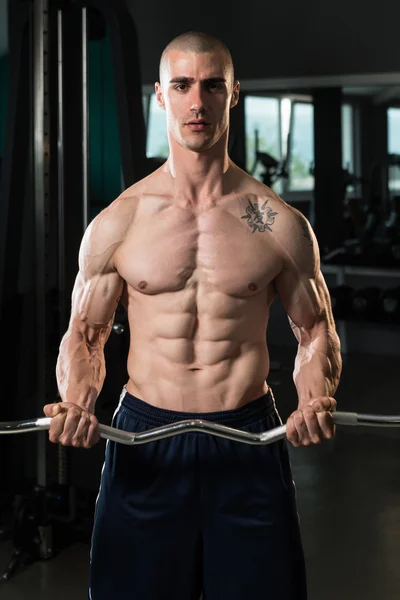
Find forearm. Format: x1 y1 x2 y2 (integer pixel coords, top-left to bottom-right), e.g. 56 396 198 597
56 324 111 413
292 322 342 408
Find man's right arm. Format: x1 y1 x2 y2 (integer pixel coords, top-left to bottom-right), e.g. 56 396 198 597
44 205 126 447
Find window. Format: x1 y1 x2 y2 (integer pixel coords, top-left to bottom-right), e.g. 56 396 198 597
288 102 314 191
142 94 150 125
244 96 281 189
287 102 355 193
342 103 357 193
388 107 400 192
342 104 354 173
146 94 169 158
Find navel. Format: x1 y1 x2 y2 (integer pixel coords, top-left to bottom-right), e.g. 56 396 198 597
138 280 148 290
248 283 258 292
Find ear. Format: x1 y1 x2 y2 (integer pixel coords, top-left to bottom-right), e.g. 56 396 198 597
155 82 166 110
230 80 240 109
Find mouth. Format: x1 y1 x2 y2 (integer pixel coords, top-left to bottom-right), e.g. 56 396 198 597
186 120 210 131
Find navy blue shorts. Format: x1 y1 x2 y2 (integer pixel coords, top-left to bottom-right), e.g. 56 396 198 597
88 388 307 599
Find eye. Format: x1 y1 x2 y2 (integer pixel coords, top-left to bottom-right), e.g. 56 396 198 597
208 82 222 91
175 84 188 91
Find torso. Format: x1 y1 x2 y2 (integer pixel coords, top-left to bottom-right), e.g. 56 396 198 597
113 165 287 412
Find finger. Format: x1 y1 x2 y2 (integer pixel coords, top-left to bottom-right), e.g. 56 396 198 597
43 403 62 418
292 410 313 446
310 397 337 413
84 416 100 448
316 412 336 439
286 415 299 447
303 408 323 443
71 413 91 447
48 412 68 443
58 407 83 445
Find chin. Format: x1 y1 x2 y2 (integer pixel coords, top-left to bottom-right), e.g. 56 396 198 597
183 137 215 153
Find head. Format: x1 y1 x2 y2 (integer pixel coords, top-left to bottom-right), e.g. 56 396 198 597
155 31 240 154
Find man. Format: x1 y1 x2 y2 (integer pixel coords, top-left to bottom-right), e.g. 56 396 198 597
44 31 342 600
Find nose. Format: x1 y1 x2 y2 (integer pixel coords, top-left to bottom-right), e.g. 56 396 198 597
189 83 207 113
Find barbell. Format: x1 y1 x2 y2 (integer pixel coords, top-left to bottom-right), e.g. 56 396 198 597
0 411 400 446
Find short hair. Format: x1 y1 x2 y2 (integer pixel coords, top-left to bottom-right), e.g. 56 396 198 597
159 31 234 83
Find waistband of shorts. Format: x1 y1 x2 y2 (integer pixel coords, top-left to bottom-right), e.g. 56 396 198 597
120 387 277 428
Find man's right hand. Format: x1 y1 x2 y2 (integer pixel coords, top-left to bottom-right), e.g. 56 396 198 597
43 402 100 449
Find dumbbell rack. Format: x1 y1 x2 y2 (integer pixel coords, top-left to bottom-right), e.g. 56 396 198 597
322 263 400 354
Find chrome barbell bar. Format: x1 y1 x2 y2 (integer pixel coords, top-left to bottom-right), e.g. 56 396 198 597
0 412 399 446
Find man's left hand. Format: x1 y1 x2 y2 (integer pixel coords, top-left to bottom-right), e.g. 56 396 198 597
286 396 337 447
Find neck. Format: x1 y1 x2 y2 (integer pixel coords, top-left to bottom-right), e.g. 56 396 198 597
166 131 232 204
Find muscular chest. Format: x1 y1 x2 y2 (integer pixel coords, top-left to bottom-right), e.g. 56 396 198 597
116 202 281 297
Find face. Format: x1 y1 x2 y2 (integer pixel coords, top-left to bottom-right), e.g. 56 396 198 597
155 49 240 153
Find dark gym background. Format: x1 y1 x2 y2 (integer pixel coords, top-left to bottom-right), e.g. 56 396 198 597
0 0 400 598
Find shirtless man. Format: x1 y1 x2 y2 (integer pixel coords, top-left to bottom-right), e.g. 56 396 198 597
44 31 342 600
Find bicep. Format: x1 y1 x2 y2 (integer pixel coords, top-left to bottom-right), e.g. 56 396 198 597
273 206 334 330
276 268 333 332
68 209 126 341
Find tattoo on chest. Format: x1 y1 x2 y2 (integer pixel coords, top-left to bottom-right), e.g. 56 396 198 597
241 199 278 233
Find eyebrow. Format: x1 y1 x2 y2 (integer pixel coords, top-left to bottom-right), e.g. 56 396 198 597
169 77 227 85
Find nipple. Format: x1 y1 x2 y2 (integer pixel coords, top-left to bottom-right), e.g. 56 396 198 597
248 283 258 292
138 281 148 290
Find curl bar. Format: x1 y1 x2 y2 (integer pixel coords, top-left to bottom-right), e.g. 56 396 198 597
0 412 399 446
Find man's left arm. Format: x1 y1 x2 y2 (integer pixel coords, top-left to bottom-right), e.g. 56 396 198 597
273 208 343 447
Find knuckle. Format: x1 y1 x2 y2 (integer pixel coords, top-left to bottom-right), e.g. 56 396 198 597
294 414 303 426
303 409 315 420
69 407 81 420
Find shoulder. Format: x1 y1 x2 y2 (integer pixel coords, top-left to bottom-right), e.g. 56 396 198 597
79 193 139 274
86 193 138 242
236 175 319 273
271 199 319 275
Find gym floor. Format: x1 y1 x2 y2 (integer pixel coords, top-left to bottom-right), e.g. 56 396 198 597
1 347 400 599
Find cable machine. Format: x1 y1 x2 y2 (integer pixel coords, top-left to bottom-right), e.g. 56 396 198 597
0 0 147 580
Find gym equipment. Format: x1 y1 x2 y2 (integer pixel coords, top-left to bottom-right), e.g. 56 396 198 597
1 410 399 445
379 286 400 323
0 0 149 503
343 155 400 267
0 482 93 582
0 486 52 582
250 129 288 188
350 286 381 321
323 156 400 267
